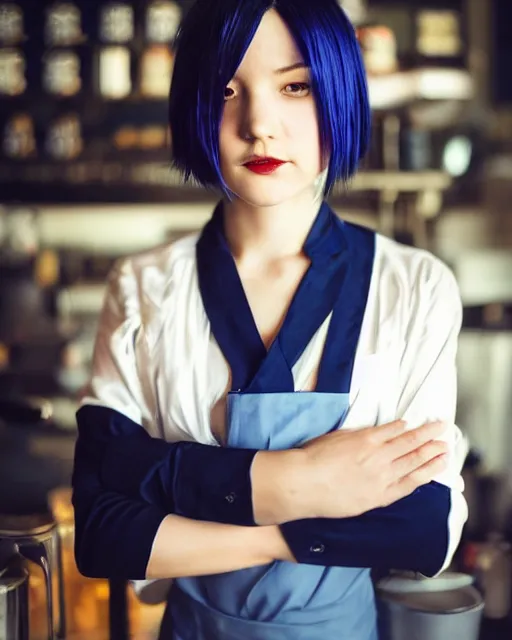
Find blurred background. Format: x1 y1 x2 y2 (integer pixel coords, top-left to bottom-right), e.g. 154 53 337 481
0 0 511 638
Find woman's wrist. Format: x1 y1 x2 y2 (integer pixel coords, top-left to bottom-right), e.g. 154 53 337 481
251 449 310 525
258 525 296 563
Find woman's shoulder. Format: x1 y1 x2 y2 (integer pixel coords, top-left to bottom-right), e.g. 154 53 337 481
374 233 459 298
105 231 200 313
369 233 461 341
120 231 199 277
356 234 462 361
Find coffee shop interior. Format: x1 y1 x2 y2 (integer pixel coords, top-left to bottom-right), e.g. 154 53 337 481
1 0 512 638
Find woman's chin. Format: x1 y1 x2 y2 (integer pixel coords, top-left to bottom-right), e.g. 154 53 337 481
226 181 314 209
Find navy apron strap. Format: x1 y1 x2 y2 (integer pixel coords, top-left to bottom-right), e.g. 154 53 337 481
197 202 351 394
196 203 269 391
315 221 376 394
245 205 350 393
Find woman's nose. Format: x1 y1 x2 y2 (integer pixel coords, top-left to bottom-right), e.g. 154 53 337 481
240 92 278 142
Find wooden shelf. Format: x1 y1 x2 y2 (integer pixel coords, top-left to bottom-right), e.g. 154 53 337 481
342 170 453 193
0 169 453 205
368 67 474 110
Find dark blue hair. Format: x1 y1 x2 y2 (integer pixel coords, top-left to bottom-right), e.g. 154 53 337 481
169 0 371 195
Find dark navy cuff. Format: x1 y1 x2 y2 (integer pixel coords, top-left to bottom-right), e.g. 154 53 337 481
280 483 450 576
170 442 258 526
75 498 167 580
80 405 259 526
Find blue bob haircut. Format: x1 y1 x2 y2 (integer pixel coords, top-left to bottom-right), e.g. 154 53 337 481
169 0 371 196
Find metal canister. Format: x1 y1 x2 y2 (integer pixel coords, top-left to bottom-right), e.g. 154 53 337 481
0 565 29 640
0 513 63 639
376 572 484 640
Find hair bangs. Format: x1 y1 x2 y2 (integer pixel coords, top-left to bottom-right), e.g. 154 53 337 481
276 0 371 192
169 0 274 191
169 0 371 194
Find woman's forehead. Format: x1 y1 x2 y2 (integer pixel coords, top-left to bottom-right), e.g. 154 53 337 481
232 9 305 78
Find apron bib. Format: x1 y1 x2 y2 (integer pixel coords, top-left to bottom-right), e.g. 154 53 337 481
161 203 377 640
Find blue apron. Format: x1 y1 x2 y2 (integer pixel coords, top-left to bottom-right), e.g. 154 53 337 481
161 202 377 639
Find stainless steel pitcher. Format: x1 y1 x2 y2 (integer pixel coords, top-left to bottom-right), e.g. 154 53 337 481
0 562 29 640
0 513 63 639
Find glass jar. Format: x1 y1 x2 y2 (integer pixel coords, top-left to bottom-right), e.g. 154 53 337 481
416 10 462 58
45 2 84 47
139 45 173 98
357 25 398 76
2 113 36 159
45 114 83 160
98 46 131 99
100 2 134 44
146 0 181 43
0 48 25 95
0 3 24 45
43 50 81 96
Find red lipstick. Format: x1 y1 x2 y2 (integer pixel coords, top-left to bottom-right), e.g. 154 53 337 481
243 157 286 175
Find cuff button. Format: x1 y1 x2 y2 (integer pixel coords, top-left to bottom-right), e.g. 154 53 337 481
310 543 325 554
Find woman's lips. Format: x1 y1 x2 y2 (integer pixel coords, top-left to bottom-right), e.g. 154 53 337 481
243 158 286 175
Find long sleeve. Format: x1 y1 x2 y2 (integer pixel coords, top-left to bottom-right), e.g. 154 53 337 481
86 253 467 578
78 405 257 526
72 421 168 579
280 262 468 577
72 259 258 580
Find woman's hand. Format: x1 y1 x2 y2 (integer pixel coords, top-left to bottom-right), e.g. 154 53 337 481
300 419 448 518
251 420 448 525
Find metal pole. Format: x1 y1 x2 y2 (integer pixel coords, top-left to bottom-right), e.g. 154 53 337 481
109 580 129 640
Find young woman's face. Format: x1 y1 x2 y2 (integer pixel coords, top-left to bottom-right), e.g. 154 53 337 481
219 9 324 207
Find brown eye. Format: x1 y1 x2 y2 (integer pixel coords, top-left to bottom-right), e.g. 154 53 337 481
284 82 310 96
224 86 235 100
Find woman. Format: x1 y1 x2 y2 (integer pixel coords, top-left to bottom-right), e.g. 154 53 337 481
72 1 468 638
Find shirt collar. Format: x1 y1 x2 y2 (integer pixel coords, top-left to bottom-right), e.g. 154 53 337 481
208 200 347 266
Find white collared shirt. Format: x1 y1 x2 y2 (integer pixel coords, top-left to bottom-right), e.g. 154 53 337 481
82 229 468 589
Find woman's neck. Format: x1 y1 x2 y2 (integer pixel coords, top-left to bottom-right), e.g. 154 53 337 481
222 193 322 264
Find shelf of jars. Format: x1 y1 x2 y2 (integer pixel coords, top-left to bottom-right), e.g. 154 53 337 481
0 0 473 204
0 0 182 202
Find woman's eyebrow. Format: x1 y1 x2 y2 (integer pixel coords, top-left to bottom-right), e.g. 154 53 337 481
274 62 309 75
231 62 309 82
